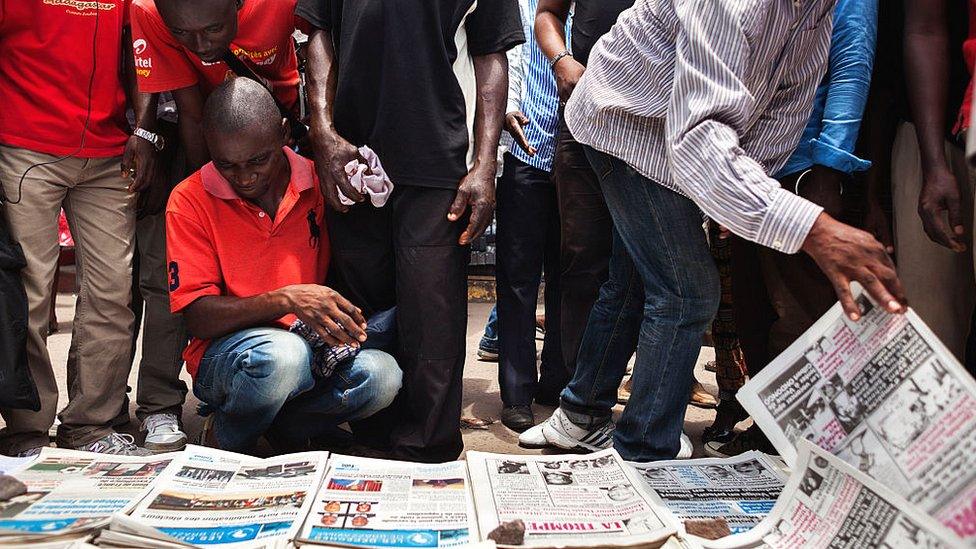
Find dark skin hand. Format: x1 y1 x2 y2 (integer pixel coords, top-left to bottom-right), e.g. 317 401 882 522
904 0 967 252
305 27 365 212
174 85 211 170
536 0 584 102
120 25 164 212
506 111 536 156
448 52 508 245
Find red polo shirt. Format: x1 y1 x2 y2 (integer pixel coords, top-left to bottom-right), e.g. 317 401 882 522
166 147 329 376
130 0 300 109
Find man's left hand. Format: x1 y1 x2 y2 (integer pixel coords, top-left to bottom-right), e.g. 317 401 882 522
448 163 495 245
121 134 159 194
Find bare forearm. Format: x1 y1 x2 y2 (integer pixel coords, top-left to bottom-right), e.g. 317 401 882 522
535 0 572 59
306 28 342 142
174 86 209 169
122 25 159 131
471 53 508 171
904 0 951 173
184 291 292 340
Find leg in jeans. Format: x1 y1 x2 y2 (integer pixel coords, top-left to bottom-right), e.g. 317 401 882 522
564 148 719 461
553 115 613 380
0 146 72 454
390 186 469 462
134 211 188 421
495 154 560 406
58 156 136 448
479 305 498 353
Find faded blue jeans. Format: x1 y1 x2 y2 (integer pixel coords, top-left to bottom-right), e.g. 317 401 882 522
194 327 402 453
560 148 719 462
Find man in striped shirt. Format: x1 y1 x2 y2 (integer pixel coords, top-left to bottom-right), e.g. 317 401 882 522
494 0 568 433
521 0 906 462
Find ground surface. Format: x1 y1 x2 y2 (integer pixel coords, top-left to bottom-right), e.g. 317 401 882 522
5 296 733 458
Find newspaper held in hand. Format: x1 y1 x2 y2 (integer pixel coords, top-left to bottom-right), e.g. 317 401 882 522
737 285 976 539
295 454 477 548
117 445 328 548
705 439 965 549
629 452 786 537
0 447 176 543
465 448 678 547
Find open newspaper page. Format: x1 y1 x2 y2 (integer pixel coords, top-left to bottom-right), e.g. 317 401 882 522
124 445 328 548
737 288 976 539
629 452 786 536
0 447 176 541
706 439 964 549
0 454 35 476
295 454 478 548
465 449 677 547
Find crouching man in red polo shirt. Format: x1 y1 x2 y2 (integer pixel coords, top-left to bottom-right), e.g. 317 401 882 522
165 78 401 454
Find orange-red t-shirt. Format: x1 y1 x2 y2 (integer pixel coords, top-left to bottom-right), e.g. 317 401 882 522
0 0 131 157
166 147 329 376
130 0 300 109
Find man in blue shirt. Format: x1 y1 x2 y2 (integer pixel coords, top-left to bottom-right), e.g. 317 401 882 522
495 0 567 433
706 0 880 457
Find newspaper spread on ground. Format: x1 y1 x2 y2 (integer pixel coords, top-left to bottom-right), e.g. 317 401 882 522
295 454 478 548
629 452 786 536
0 447 175 542
0 454 35 476
706 439 965 548
737 287 976 540
122 445 328 548
466 449 677 547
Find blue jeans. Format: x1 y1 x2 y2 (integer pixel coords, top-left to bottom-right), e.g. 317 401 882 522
560 148 719 461
479 305 498 352
194 327 403 453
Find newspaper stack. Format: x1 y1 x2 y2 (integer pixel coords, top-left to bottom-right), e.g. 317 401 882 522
96 445 329 548
737 288 976 541
0 447 177 546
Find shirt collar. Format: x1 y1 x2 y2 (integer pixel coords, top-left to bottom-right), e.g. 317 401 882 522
201 147 314 200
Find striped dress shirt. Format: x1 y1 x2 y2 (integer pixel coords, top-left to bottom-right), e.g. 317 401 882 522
565 0 836 254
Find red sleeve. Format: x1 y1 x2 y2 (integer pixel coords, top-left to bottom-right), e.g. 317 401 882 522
130 0 199 93
166 204 223 314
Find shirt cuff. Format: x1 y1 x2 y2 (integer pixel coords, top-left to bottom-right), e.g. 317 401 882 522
506 97 521 115
754 187 824 255
811 138 872 174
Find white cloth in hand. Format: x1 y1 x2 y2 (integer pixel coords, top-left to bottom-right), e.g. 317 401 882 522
340 146 394 207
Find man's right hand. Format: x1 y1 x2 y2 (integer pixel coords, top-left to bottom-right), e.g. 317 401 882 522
918 166 967 252
280 284 367 347
505 111 536 156
311 128 365 212
802 213 907 321
554 56 585 103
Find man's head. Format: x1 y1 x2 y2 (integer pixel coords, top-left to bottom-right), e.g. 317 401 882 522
155 0 240 63
203 78 289 201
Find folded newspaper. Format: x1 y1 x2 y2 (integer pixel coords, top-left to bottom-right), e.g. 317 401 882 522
736 286 976 540
0 447 176 545
705 439 964 548
98 445 329 548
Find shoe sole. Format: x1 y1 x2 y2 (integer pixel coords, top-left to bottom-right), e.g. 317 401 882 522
541 422 608 453
145 437 188 453
689 399 718 409
477 351 499 362
702 445 730 459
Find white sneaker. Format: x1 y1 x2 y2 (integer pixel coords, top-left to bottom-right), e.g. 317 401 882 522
677 432 693 459
142 413 187 453
518 407 615 453
75 432 151 456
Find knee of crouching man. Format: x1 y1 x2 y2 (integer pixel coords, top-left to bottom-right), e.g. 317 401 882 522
358 349 403 413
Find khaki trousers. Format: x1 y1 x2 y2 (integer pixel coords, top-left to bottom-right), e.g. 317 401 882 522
892 122 976 360
0 145 135 452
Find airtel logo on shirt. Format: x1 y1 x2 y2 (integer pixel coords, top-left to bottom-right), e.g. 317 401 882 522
133 38 148 55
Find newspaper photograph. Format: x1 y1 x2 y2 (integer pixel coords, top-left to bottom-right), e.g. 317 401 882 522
706 439 964 549
0 447 175 540
737 287 976 539
629 452 786 536
465 448 677 547
125 445 328 548
296 454 477 548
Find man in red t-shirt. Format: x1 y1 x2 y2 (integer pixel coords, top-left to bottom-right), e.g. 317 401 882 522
0 1 162 456
166 79 400 453
130 0 301 169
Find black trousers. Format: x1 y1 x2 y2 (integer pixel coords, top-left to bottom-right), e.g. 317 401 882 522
326 186 469 463
551 115 613 379
495 154 564 406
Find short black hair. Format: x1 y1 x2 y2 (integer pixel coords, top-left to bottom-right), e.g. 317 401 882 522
202 78 282 138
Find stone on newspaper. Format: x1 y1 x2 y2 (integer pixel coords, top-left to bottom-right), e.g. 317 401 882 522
487 519 526 545
0 474 26 501
684 518 731 540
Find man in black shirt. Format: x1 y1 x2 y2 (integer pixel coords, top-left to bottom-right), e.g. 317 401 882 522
296 0 523 462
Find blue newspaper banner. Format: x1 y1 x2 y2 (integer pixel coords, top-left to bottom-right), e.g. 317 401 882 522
306 527 470 547
0 518 79 533
158 521 292 545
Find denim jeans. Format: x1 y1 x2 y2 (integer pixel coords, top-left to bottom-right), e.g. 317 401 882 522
479 305 498 352
560 148 719 461
194 327 402 453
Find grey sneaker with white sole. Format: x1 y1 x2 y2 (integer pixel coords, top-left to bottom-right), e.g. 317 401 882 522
142 413 188 453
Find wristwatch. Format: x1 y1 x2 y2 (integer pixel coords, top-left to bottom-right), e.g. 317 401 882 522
134 127 165 152
549 49 573 69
